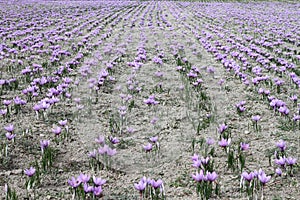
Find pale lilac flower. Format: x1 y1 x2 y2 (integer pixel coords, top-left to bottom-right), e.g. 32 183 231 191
258 172 271 185
5 132 16 140
107 148 117 156
95 135 105 144
241 172 255 182
240 143 249 151
83 183 93 193
149 136 158 143
219 138 231 147
4 124 14 133
88 149 97 158
40 140 50 152
134 180 147 192
150 179 163 189
93 176 106 186
285 157 297 166
68 177 81 188
24 167 36 177
78 173 90 183
52 126 62 136
109 136 119 144
93 186 103 196
275 168 282 176
276 140 286 152
143 143 152 152
192 170 205 182
275 157 286 167
218 123 228 134
206 171 218 182
58 119 68 127
252 115 261 122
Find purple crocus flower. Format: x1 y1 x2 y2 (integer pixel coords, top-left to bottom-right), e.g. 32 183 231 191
4 124 14 133
275 157 286 167
83 183 94 193
218 123 228 134
88 149 97 158
252 115 261 122
93 176 106 186
276 140 286 152
258 172 271 185
40 140 50 153
93 186 103 196
134 180 147 192
285 157 297 166
219 138 231 148
143 143 153 152
149 136 158 143
95 135 105 144
150 179 163 189
241 172 255 182
192 159 202 168
240 143 249 151
78 173 90 183
206 171 218 182
275 168 282 176
107 148 117 156
24 167 36 177
58 119 67 127
109 136 119 144
68 177 81 188
52 126 61 136
5 132 16 141
192 170 205 182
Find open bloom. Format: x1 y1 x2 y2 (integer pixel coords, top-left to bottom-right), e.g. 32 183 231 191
4 124 14 133
276 140 286 152
68 177 81 188
192 170 205 182
93 176 106 186
241 172 255 182
24 167 36 177
219 138 231 148
150 179 163 189
258 172 271 185
206 171 218 182
143 143 153 152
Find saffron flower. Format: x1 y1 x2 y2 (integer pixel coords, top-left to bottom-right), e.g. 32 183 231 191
5 132 16 140
206 171 218 182
40 140 50 153
93 176 106 186
252 115 261 122
219 138 231 148
276 140 286 152
258 172 271 185
143 143 153 152
150 179 163 189
241 172 255 182
4 124 14 133
240 143 249 151
218 123 228 134
68 177 81 188
192 170 205 182
24 167 36 177
77 173 90 183
52 126 62 136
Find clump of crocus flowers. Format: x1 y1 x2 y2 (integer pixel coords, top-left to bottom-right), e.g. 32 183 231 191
134 176 165 200
240 169 271 200
191 153 219 199
68 173 106 199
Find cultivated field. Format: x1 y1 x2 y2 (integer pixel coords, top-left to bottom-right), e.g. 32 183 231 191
0 1 299 199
